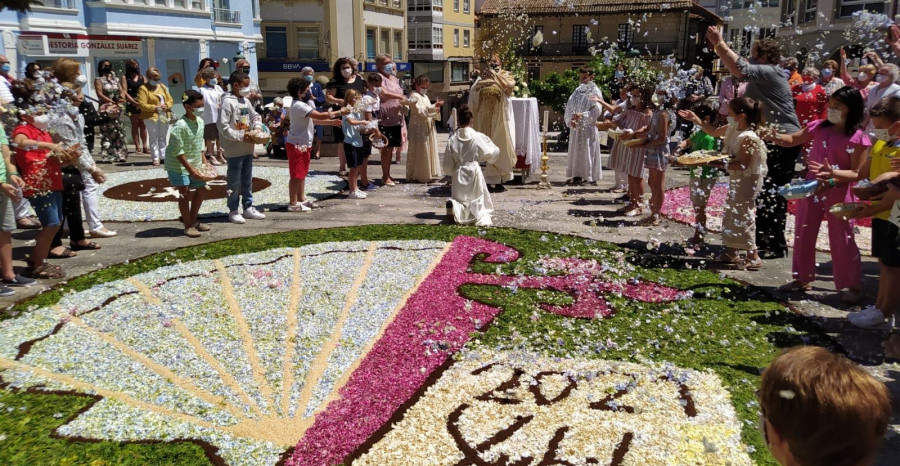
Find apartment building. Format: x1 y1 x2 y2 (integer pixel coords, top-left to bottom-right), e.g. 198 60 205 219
257 0 408 97
0 0 262 112
407 0 476 99
478 0 722 81
778 0 897 64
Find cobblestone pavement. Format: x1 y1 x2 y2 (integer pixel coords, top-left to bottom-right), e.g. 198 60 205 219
1 132 897 462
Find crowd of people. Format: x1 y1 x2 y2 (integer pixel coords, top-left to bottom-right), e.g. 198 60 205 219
564 25 900 357
0 45 898 465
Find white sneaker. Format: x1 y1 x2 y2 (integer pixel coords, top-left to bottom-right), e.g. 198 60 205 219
244 207 266 220
301 199 319 209
348 190 367 199
288 202 311 212
848 305 892 328
229 210 246 224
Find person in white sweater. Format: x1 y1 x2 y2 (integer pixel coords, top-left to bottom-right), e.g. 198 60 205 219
217 71 265 224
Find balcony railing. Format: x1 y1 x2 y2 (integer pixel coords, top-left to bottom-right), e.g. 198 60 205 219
37 0 72 8
520 41 678 57
213 8 241 24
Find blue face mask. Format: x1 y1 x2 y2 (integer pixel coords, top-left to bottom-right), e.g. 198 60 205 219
614 70 624 79
208 78 218 86
0 64 9 73
305 75 314 82
149 79 160 86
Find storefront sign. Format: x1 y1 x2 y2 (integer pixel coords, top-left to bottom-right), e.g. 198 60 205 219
257 60 332 73
18 33 143 57
364 62 410 72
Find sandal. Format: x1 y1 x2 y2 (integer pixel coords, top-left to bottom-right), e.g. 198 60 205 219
48 247 77 259
778 280 811 292
741 258 763 271
27 263 65 279
714 252 741 265
71 241 101 251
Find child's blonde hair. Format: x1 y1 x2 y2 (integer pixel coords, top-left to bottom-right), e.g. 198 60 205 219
344 89 360 107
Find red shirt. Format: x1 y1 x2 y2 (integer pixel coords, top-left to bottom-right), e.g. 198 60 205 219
791 84 828 127
12 124 62 197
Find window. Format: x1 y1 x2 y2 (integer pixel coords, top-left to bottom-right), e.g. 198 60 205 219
409 26 431 49
191 0 204 9
463 0 470 13
730 0 779 7
760 27 776 39
530 25 543 51
432 0 443 11
265 26 288 58
451 62 468 82
454 0 459 11
838 0 886 17
527 65 541 82
453 29 459 47
394 31 403 59
297 26 319 59
432 26 444 49
381 30 390 58
463 29 470 48
729 27 753 54
366 28 377 59
415 62 443 83
800 0 817 23
617 23 633 48
572 25 588 53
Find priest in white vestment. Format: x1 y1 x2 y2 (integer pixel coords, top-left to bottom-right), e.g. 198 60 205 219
443 105 501 226
468 57 516 190
564 67 604 184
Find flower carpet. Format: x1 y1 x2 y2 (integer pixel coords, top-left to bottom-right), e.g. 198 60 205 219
0 225 833 465
97 167 345 222
662 183 872 254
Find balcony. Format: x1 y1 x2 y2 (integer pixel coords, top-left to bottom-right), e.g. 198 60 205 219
36 0 73 8
520 41 678 57
213 8 241 24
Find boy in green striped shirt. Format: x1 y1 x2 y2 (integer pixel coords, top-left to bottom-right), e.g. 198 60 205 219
166 90 210 238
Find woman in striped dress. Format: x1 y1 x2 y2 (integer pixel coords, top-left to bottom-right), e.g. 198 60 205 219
612 86 652 217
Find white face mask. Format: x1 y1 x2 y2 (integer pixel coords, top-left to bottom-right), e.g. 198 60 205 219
826 108 844 124
801 82 815 92
341 68 352 78
75 74 88 86
630 97 641 107
32 114 50 130
420 88 428 96
876 73 890 84
193 106 205 116
872 128 893 141
726 116 738 128
239 86 251 96
858 72 870 82
208 78 217 86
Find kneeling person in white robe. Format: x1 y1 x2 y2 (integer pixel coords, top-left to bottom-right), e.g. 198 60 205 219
443 105 500 226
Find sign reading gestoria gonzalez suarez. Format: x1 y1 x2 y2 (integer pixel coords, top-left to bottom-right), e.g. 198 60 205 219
17 33 143 58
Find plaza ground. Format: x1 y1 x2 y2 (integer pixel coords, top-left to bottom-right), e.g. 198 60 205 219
1 131 897 463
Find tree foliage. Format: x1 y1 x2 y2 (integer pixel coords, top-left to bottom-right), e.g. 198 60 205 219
0 0 40 12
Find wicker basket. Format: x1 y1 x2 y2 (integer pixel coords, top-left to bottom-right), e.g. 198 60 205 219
194 164 221 182
369 133 388 149
829 202 866 220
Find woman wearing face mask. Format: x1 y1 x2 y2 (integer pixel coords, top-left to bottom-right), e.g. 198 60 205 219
47 84 110 258
194 57 216 88
403 75 443 183
120 59 149 155
766 86 868 301
24 63 41 80
839 48 876 99
374 54 406 185
791 68 827 127
819 60 845 96
301 66 327 160
9 85 66 279
610 86 652 217
326 57 367 177
93 59 128 163
137 67 174 165
863 64 900 130
197 67 225 165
